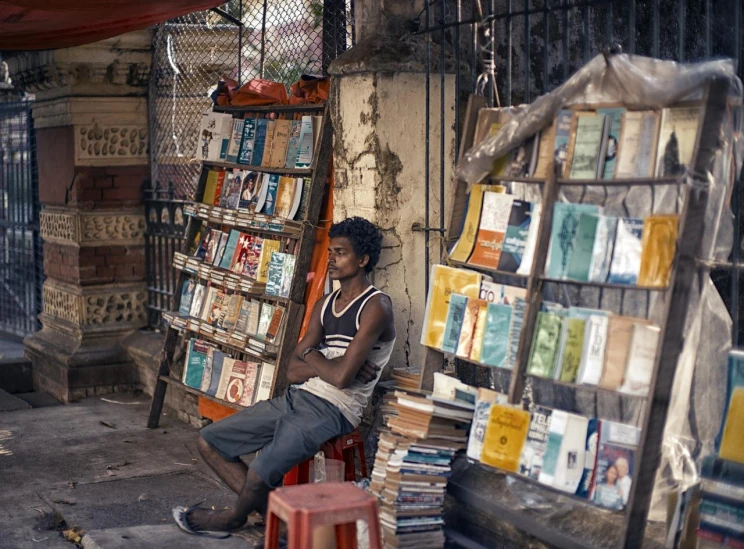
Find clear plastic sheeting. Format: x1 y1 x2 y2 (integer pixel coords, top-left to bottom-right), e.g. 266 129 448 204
457 54 744 526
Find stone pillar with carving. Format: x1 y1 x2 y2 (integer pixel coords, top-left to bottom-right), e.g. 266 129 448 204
8 31 152 402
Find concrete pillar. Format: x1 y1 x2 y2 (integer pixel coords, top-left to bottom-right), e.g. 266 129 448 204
7 31 152 402
329 3 457 370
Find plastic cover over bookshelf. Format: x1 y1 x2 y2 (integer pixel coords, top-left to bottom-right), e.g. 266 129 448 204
420 54 743 549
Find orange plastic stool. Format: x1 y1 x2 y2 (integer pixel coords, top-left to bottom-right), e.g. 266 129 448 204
265 482 382 549
284 429 367 486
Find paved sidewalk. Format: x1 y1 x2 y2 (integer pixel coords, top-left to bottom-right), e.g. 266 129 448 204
0 392 263 549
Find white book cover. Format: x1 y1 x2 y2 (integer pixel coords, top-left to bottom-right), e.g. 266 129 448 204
538 410 568 487
255 361 276 402
225 118 245 163
577 315 610 386
197 110 233 161
246 299 261 336
588 215 617 283
288 178 304 220
478 280 527 305
253 173 270 213
516 202 542 276
619 324 660 396
655 106 702 178
215 357 235 400
295 116 314 168
553 414 589 493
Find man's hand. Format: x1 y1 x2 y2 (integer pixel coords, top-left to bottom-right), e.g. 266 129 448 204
356 361 381 384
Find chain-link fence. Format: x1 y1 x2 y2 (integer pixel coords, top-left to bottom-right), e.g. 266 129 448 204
149 0 353 199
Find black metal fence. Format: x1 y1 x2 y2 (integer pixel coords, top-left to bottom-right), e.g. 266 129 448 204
0 96 42 339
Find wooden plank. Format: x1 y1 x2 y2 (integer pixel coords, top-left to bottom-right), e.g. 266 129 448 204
213 103 326 114
418 347 445 392
203 160 312 176
271 300 305 398
621 77 730 548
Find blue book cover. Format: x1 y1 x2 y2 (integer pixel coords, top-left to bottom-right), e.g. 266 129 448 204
597 107 625 179
183 339 208 389
178 279 196 316
498 199 533 273
206 350 227 396
218 230 241 270
481 302 512 368
546 202 600 279
262 174 280 216
441 294 468 354
607 217 644 284
237 119 256 165
250 119 269 167
506 298 527 370
284 120 302 169
576 418 600 498
566 213 599 282
553 110 574 177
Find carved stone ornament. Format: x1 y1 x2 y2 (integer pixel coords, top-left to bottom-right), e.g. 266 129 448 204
75 123 148 165
40 207 146 247
42 280 147 331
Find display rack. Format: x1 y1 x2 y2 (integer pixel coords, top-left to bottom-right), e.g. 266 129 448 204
420 78 732 548
147 102 332 428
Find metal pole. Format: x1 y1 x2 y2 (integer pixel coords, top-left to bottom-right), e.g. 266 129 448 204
424 0 431 294
260 0 267 78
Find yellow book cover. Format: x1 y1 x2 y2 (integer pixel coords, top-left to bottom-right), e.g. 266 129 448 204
600 316 650 390
532 123 556 179
273 176 296 219
449 184 506 263
261 120 277 166
480 404 531 472
468 192 514 269
469 301 489 362
456 298 485 359
256 239 281 283
421 265 482 349
268 119 292 168
202 170 219 205
637 214 679 288
719 387 744 464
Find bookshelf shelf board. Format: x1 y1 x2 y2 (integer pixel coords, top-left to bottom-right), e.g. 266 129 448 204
447 259 530 282
539 277 669 291
557 176 681 186
489 176 546 184
203 160 313 176
212 103 326 114
454 354 515 373
525 375 649 400
158 375 243 410
184 203 303 238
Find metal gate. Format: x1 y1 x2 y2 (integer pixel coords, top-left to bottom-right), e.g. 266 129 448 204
0 96 42 339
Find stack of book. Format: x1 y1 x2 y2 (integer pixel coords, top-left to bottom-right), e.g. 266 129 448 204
370 376 475 548
197 111 322 170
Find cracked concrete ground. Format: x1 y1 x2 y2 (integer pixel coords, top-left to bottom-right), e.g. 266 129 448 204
0 392 262 549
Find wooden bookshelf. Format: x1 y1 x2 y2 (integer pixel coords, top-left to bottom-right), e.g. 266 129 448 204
148 103 331 427
424 78 733 549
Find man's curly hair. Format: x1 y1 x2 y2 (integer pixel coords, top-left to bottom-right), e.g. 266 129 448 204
329 217 383 273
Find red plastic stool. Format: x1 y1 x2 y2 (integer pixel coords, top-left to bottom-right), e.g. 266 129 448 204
265 482 382 549
284 429 367 486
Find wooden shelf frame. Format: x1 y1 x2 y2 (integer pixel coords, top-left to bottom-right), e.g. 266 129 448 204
148 104 332 428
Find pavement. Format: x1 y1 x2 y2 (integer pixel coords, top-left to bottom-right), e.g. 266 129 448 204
0 392 265 549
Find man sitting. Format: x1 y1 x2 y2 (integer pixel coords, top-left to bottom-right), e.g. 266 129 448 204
174 216 396 536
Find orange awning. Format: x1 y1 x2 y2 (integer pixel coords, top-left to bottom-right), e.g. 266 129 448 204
0 0 225 50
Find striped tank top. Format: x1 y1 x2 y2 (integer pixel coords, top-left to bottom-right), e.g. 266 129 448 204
298 285 395 427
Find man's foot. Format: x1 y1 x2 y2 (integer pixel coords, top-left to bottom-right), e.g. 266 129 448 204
186 508 246 532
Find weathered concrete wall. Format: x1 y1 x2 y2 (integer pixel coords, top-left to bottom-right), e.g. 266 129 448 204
330 72 456 370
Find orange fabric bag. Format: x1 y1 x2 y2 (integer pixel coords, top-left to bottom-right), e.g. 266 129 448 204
289 75 331 105
218 78 289 107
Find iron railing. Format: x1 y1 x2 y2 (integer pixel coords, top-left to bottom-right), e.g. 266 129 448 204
0 95 42 339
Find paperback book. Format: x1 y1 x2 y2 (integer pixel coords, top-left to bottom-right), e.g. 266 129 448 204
607 217 644 285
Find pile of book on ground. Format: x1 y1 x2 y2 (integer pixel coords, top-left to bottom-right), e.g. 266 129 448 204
370 373 475 548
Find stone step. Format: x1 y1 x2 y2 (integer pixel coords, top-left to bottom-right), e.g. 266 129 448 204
14 391 61 408
81 525 255 549
0 387 32 411
0 338 33 394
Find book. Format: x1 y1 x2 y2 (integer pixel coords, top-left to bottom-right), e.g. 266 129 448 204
256 302 275 341
256 239 281 283
294 177 312 220
701 455 744 502
255 362 276 402
200 346 215 392
615 111 660 178
545 203 600 279
655 106 702 178
250 119 269 167
227 233 262 278
498 199 534 273
189 283 207 318
469 300 489 362
480 404 531 472
576 418 601 498
466 388 508 461
717 351 744 453
505 134 539 177
557 317 587 383
223 359 250 404
266 306 285 344
565 213 599 282
288 177 304 220
588 215 618 283
268 119 292 168
532 123 556 179
237 171 261 211
552 414 589 493
265 252 295 297
516 203 542 276
200 288 218 325
538 409 567 486
211 231 228 266
178 279 196 316
219 170 242 210
720 388 744 464
197 110 232 161
553 110 574 177
607 217 644 285
237 118 256 165
526 312 563 378
253 173 270 213
480 303 512 368
234 298 252 334
261 120 277 166
225 119 245 164
206 350 227 397
699 499 744 538
284 120 302 168
221 294 243 332
456 298 483 359
596 107 625 179
518 405 553 480
188 225 207 256
421 265 482 349
262 174 280 216
441 294 467 354
183 339 210 389
218 230 241 270
576 314 610 385
202 170 220 205
312 116 323 151
506 298 527 370
566 112 609 180
591 421 640 510
600 316 646 390
619 323 660 396
279 254 296 298
237 362 260 407
206 290 227 327
295 116 314 168
202 229 222 265
211 171 226 206
246 299 261 336
478 280 527 305
637 214 679 288
448 184 489 263
468 192 515 269
273 176 296 218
